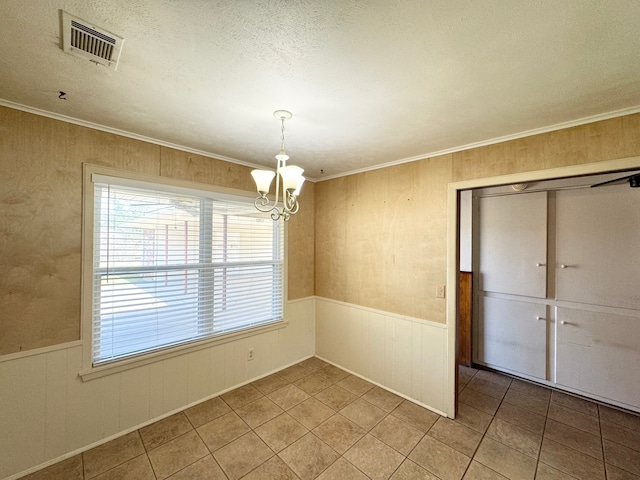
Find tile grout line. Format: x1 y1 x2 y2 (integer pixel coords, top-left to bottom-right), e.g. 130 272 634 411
135 429 160 480
533 390 552 480
457 367 481 480
479 368 620 480
479 374 513 477
462 368 561 480
598 405 608 480
463 369 519 480
301 366 428 479
190 408 229 480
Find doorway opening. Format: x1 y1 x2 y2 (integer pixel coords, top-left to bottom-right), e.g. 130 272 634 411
445 156 640 417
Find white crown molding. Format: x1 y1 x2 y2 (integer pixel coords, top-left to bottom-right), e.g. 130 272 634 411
3 98 638 184
315 105 640 182
0 99 320 183
0 99 276 172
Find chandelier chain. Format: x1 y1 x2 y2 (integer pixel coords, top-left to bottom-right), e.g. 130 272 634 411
250 110 304 221
280 117 286 153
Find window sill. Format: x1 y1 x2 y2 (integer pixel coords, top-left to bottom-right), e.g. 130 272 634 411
79 320 288 381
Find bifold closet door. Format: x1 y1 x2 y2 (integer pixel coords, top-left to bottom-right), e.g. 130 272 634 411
478 297 547 379
557 307 640 411
555 187 640 310
478 192 547 298
555 186 640 411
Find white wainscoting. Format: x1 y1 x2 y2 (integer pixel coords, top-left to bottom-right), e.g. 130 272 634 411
315 297 449 416
0 298 315 480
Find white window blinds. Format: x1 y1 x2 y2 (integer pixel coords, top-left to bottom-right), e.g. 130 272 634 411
91 178 283 365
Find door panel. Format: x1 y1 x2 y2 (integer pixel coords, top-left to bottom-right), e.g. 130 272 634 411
479 192 547 298
556 187 640 309
556 307 640 410
478 296 547 379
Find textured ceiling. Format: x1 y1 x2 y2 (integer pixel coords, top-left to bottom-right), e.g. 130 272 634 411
1 1 640 180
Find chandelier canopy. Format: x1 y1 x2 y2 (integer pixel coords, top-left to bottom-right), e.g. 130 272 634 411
251 110 305 221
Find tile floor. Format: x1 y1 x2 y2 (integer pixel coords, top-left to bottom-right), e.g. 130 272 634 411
23 358 640 480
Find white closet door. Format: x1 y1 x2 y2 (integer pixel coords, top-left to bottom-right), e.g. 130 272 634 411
556 187 640 310
557 307 640 411
478 296 547 379
479 192 547 298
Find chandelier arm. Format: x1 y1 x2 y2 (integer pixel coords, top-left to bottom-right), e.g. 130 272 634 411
284 192 299 215
252 110 300 222
254 195 278 213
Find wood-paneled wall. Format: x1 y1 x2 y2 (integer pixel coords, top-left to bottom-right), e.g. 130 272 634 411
0 106 315 356
315 298 448 415
316 155 453 322
315 113 640 322
3 106 639 351
0 298 315 479
287 183 315 300
452 114 640 181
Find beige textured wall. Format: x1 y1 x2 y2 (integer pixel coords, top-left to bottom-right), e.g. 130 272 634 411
316 157 452 321
452 114 640 181
287 182 315 300
3 107 638 352
0 106 315 355
315 113 640 323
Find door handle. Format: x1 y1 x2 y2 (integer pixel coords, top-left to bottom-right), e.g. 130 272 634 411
536 263 546 267
536 316 546 321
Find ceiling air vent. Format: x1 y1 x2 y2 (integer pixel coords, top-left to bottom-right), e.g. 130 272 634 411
61 11 124 69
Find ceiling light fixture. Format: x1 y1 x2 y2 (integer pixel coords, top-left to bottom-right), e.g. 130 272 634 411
251 110 305 221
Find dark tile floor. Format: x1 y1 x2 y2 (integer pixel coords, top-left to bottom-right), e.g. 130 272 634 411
23 358 640 479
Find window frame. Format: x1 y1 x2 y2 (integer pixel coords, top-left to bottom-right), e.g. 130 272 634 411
80 164 288 380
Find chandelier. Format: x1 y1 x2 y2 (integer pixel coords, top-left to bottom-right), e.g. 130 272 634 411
251 110 305 221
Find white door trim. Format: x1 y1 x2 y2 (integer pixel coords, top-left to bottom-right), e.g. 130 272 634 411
444 155 640 417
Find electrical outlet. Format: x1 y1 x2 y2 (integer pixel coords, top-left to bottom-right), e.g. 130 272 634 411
436 285 446 298
247 347 254 361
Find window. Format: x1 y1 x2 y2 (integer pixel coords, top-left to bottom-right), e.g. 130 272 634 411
88 172 284 366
